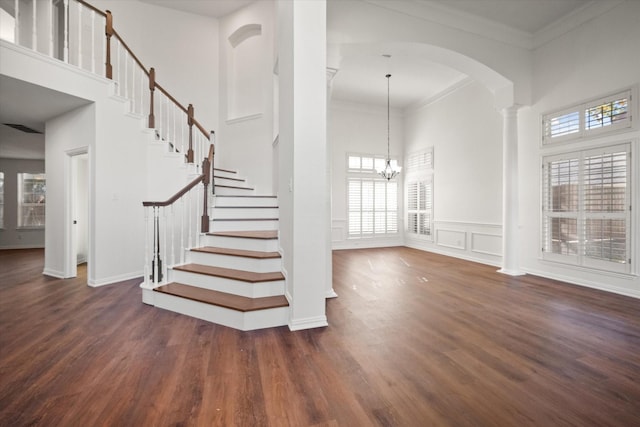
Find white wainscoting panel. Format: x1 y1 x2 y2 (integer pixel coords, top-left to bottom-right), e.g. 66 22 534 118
471 232 502 257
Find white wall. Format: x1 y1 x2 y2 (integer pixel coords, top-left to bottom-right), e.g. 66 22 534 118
403 80 503 265
0 158 45 249
45 104 95 279
329 99 404 249
519 0 640 298
218 0 275 194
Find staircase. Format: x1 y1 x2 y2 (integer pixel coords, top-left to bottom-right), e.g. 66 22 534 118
146 169 290 331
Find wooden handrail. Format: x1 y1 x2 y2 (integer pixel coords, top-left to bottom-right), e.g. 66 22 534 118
142 145 214 208
111 29 151 77
142 174 205 208
193 118 211 140
155 82 189 114
77 0 106 17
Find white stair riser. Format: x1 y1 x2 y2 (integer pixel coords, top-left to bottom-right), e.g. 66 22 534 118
211 219 278 232
212 207 278 219
168 269 284 298
153 292 289 331
213 170 240 180
214 196 277 207
188 251 282 273
214 177 246 187
202 235 279 252
214 186 254 196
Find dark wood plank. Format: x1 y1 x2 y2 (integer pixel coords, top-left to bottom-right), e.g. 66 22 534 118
173 263 284 282
208 230 278 239
2 247 640 426
191 246 281 259
154 282 289 311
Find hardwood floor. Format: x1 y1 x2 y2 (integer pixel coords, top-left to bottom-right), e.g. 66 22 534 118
1 247 639 426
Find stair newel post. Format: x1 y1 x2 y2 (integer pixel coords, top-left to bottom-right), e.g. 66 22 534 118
201 156 211 233
148 67 156 129
143 205 149 285
105 10 113 79
187 104 195 163
151 206 163 283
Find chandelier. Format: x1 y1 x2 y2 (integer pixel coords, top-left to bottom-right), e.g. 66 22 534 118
378 73 402 180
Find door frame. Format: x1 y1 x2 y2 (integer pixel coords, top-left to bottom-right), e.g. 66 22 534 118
64 146 91 281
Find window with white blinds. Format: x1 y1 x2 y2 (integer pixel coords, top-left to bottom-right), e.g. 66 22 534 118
347 154 399 238
543 90 632 144
405 148 434 239
542 143 631 273
407 180 432 237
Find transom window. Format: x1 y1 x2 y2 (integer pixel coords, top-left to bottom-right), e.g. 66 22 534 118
543 90 632 144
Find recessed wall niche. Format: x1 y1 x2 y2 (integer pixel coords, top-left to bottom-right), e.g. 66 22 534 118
227 23 263 122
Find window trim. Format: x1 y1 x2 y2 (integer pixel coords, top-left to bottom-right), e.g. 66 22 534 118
346 153 400 239
540 142 632 274
542 88 635 146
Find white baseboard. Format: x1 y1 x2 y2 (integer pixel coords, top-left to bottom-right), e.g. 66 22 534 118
289 315 328 331
43 268 65 278
0 244 45 250
88 271 144 287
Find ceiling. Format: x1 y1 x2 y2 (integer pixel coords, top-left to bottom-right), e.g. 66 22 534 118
1 0 596 158
0 75 91 159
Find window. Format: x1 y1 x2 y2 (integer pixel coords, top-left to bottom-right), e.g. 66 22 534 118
542 143 631 273
405 149 434 239
0 172 4 228
18 173 46 228
543 90 632 144
347 154 398 238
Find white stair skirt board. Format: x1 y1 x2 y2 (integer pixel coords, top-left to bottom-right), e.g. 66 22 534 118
168 269 285 298
201 234 279 252
187 251 282 273
210 219 278 232
214 195 277 208
211 207 279 219
153 291 289 331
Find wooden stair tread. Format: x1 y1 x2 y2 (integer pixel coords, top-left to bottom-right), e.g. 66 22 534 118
213 168 236 174
212 217 278 222
215 195 276 199
173 263 284 282
214 175 245 182
154 283 289 312
208 230 278 239
214 206 278 209
215 184 254 190
191 246 280 259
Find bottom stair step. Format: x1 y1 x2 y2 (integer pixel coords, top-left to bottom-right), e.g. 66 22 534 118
154 283 289 312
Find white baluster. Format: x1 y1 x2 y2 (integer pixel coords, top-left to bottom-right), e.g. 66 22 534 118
90 10 95 73
131 62 136 113
187 189 193 250
170 205 175 267
13 0 19 45
180 197 185 265
48 0 53 56
162 207 167 282
172 104 176 147
115 40 121 95
31 0 36 50
77 1 82 69
124 51 129 101
63 0 69 63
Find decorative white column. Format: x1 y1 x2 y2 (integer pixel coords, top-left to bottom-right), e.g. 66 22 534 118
498 106 524 276
326 67 338 298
